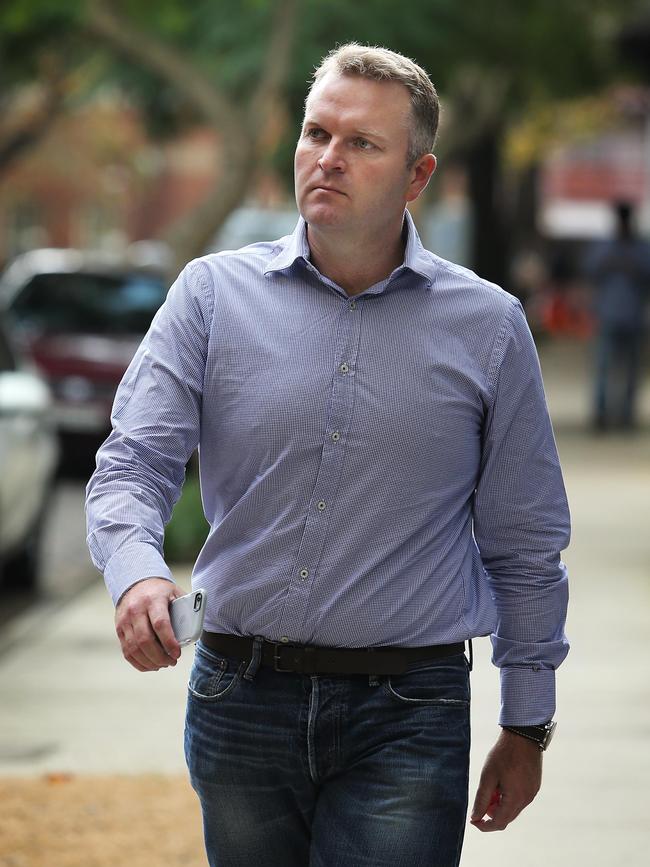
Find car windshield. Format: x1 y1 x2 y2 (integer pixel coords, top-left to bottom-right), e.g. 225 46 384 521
9 271 168 335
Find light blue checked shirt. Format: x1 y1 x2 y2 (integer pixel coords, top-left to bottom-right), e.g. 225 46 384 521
86 210 570 725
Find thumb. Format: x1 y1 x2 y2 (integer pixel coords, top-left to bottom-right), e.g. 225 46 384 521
471 771 499 823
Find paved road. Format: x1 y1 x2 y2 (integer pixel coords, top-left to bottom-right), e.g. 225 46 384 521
0 338 648 866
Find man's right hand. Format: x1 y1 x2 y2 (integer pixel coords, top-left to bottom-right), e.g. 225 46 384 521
115 578 185 672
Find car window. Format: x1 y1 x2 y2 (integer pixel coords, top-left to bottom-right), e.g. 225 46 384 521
0 321 17 372
9 272 168 335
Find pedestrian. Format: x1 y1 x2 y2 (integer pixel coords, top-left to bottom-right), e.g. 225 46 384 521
583 201 650 431
86 43 570 867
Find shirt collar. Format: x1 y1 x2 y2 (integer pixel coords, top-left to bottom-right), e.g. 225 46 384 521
400 209 436 286
264 208 435 288
264 218 312 276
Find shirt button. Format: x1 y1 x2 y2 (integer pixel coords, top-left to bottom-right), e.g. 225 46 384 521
299 568 309 579
349 301 357 310
280 636 290 644
339 362 349 374
317 500 327 511
331 431 340 442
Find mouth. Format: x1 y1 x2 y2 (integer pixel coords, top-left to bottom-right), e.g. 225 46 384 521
312 185 345 195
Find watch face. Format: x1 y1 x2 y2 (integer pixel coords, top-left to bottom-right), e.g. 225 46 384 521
542 721 557 749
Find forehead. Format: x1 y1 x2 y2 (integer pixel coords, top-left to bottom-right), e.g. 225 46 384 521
304 72 412 135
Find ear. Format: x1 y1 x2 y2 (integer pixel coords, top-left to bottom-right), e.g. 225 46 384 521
406 154 437 203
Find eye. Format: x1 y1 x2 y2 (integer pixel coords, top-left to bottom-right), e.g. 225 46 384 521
354 138 374 150
305 127 326 140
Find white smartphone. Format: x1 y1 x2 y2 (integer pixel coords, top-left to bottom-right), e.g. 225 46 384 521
169 589 207 646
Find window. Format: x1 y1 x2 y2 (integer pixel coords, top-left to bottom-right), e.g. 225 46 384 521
9 271 168 335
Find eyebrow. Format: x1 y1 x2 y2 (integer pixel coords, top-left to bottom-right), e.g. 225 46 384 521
303 118 388 143
355 127 387 142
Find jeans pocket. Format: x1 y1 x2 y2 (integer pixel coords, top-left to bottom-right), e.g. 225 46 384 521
188 642 246 702
383 654 470 706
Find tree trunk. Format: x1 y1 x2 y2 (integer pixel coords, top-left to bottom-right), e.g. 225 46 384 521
165 142 257 276
465 128 510 289
86 0 298 270
0 53 65 180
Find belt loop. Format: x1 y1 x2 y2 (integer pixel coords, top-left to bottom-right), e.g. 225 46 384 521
466 639 473 672
243 635 264 681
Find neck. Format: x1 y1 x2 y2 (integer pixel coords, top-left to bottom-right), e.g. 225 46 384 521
306 220 406 296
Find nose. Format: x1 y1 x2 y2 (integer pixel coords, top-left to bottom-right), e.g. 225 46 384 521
317 140 344 173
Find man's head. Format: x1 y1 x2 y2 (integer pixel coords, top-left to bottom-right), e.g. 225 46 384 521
295 44 438 241
614 201 634 239
308 43 440 169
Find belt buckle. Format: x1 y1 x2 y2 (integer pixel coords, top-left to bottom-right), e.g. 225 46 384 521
273 643 300 672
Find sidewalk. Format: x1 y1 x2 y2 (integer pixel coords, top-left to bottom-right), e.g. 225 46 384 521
1 337 649 866
0 568 194 775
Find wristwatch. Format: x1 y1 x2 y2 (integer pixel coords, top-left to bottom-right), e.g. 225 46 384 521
501 720 557 751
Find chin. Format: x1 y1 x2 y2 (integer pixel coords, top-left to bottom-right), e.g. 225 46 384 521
301 206 346 229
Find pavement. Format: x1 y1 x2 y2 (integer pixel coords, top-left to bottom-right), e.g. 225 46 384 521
1 337 649 866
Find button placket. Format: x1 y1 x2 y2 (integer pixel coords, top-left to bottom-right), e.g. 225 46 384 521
277 299 363 641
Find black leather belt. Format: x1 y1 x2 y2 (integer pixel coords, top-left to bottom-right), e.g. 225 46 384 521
200 631 465 675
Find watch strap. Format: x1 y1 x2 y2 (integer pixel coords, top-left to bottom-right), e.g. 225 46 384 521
502 721 556 751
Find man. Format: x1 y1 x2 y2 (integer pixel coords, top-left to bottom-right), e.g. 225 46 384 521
583 201 650 431
86 43 570 866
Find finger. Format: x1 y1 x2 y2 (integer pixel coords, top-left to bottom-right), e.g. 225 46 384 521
470 775 499 823
149 595 182 659
471 795 523 832
118 623 161 672
117 589 179 668
124 654 150 673
132 618 178 669
470 790 502 829
486 789 502 818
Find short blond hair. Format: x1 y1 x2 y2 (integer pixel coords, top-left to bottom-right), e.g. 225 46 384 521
309 43 439 167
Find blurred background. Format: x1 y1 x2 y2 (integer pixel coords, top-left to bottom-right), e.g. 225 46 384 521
0 2 649 865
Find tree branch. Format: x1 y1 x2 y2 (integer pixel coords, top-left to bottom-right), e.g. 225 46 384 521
249 0 299 127
84 0 247 146
84 0 300 269
0 53 65 177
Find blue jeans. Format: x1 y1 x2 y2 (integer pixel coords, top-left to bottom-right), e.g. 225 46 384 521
594 327 643 427
185 640 471 867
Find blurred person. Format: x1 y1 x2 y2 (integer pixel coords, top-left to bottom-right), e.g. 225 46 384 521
86 43 570 867
583 201 650 430
540 250 594 340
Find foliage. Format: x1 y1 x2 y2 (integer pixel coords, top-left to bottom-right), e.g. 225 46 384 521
164 465 209 564
1 0 648 269
505 92 623 170
2 0 643 136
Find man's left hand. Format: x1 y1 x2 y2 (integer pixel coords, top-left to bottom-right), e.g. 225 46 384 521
470 729 542 831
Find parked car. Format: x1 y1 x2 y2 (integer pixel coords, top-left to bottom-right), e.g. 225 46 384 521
0 248 170 453
0 314 59 589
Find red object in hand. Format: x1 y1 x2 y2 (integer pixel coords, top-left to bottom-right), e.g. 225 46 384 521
488 790 501 809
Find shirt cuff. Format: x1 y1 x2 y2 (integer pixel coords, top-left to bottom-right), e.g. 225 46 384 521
499 666 556 726
103 542 174 606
